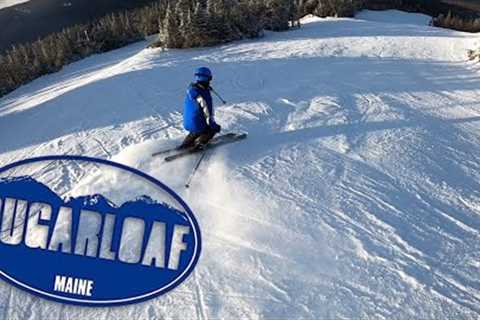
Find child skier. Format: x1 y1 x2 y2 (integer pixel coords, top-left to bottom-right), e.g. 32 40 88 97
179 67 221 150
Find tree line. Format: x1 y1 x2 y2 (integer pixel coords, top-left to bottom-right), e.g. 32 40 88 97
432 11 480 32
0 0 363 97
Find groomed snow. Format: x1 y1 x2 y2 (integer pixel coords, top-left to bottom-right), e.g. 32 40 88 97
1 9 480 319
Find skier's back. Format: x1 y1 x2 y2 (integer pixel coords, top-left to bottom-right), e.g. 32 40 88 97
179 67 221 149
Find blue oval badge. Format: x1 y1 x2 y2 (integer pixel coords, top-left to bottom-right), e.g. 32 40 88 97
0 155 201 306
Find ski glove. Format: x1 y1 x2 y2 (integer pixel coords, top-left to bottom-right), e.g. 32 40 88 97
211 122 221 133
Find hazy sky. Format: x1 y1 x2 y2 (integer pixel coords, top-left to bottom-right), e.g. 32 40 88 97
0 0 30 10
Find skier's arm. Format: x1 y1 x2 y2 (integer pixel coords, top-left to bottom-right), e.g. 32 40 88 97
196 95 214 125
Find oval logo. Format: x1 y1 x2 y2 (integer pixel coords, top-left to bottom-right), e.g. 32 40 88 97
0 155 201 306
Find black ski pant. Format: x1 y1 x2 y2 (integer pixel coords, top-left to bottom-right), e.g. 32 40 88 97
179 127 216 149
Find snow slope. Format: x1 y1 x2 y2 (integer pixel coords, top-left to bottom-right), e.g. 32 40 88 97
1 10 480 319
356 9 432 26
0 0 29 10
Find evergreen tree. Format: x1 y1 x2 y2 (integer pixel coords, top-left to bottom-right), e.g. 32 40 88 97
160 4 184 48
265 0 292 31
188 2 211 47
206 0 229 41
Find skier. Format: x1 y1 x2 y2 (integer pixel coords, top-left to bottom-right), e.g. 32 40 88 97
179 67 222 150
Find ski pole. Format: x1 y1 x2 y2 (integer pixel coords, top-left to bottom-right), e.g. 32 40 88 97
210 87 227 104
185 151 208 188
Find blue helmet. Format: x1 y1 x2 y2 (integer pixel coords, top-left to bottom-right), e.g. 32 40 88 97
194 67 212 82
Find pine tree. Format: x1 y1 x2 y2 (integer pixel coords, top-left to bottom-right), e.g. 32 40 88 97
189 1 211 47
230 0 264 39
206 0 227 41
160 4 184 48
473 18 480 32
444 10 453 26
175 0 193 23
265 0 292 31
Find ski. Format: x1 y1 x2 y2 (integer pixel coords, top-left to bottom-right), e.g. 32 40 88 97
152 133 243 158
164 133 247 162
151 146 179 157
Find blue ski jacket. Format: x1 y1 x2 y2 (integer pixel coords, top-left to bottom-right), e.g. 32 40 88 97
183 83 214 133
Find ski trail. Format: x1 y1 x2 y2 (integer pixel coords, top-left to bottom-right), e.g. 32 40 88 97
92 137 112 158
192 271 207 320
1 287 12 320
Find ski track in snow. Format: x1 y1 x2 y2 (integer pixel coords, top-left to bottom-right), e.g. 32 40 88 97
1 10 480 319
